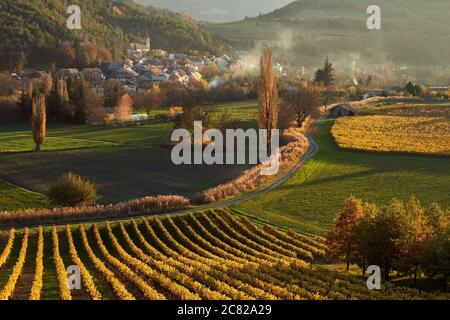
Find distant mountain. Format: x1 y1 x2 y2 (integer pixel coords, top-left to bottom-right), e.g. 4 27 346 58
0 0 222 70
206 0 450 69
137 0 294 22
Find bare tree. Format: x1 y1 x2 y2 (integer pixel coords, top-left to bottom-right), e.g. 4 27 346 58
258 47 278 151
383 64 390 87
84 87 105 123
282 83 320 128
31 94 46 152
115 93 133 123
142 85 163 116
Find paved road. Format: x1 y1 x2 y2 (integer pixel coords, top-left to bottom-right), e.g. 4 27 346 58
0 117 323 230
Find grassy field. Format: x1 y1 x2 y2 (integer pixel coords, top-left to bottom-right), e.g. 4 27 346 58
0 180 49 212
135 100 258 126
233 118 450 236
0 101 256 210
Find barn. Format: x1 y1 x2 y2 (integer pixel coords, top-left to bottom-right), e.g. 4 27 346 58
329 104 357 117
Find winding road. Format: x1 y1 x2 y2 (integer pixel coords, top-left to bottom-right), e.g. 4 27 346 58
0 117 323 230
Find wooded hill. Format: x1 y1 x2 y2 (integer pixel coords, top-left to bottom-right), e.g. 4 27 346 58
0 0 222 71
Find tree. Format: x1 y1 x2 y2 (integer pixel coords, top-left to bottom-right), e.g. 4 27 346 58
142 85 163 116
365 200 406 281
77 41 98 67
383 65 390 87
327 196 364 271
56 79 70 117
19 81 34 120
48 172 98 207
104 80 123 109
31 94 46 152
43 73 53 96
115 93 133 123
420 221 450 291
83 87 106 123
314 56 335 87
258 47 279 152
47 79 71 121
68 77 104 124
397 197 434 284
405 81 416 96
281 83 320 128
96 47 113 64
352 202 378 275
56 41 76 67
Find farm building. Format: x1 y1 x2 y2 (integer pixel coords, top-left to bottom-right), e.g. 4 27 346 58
329 104 357 117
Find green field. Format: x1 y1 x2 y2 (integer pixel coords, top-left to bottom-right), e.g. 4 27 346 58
233 118 450 236
135 100 258 126
0 180 49 212
0 101 256 210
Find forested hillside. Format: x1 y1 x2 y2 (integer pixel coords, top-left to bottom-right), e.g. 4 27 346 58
0 0 221 71
207 0 450 68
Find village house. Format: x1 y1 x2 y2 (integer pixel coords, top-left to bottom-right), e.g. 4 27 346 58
55 68 80 81
117 68 138 83
122 81 137 92
31 71 49 80
190 56 204 67
81 68 104 83
329 104 357 117
153 49 168 59
216 55 232 69
172 70 190 85
137 73 154 91
126 38 151 57
188 71 203 84
151 71 171 83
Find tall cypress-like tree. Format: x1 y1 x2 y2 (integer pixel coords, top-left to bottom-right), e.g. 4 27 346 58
31 94 47 152
258 47 278 152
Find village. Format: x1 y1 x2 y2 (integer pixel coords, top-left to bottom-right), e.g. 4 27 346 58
11 37 234 98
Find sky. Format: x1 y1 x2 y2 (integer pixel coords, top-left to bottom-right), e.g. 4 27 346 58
137 0 294 22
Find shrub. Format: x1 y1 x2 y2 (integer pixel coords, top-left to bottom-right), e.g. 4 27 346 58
48 172 98 207
0 195 190 227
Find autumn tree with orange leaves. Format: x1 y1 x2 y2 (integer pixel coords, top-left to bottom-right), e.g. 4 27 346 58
327 196 364 271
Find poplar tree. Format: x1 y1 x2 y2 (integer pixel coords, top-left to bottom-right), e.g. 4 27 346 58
258 47 278 152
31 94 46 152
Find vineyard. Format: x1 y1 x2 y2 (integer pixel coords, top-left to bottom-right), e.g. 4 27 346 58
331 115 450 156
0 210 445 300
